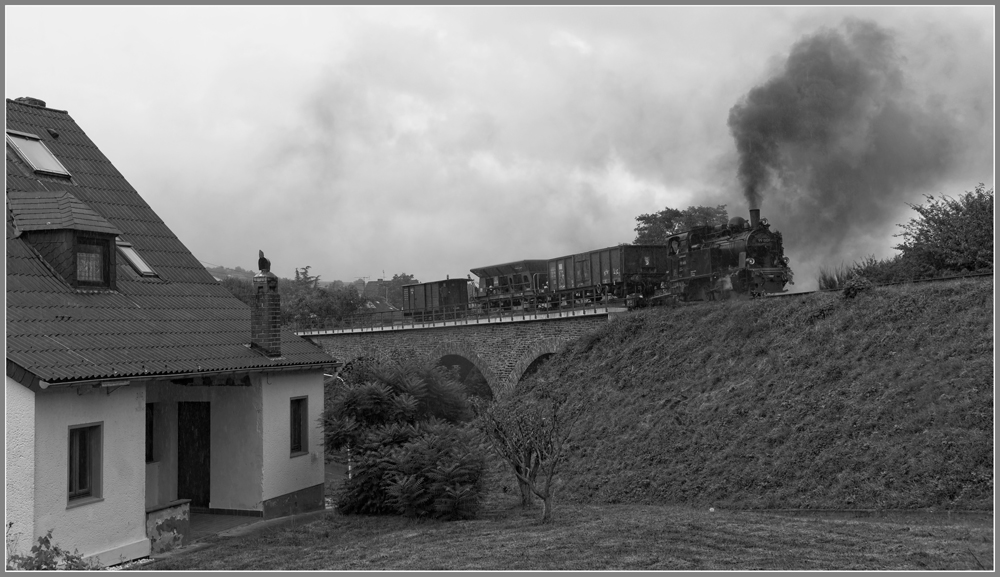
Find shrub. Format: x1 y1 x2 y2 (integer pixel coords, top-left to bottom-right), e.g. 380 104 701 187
815 184 994 288
842 276 874 299
5 525 101 571
325 358 486 519
895 184 994 274
336 420 486 519
386 423 486 520
817 264 856 291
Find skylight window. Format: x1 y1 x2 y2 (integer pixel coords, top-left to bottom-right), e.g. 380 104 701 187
116 238 156 276
5 130 71 176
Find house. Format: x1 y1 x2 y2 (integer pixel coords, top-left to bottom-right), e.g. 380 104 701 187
5 97 338 565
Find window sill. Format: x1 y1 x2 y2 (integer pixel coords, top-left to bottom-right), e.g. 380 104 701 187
67 496 104 510
290 450 309 459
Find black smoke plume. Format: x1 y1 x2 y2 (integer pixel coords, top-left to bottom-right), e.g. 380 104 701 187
727 18 966 278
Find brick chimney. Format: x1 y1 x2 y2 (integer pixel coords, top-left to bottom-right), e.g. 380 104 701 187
251 251 281 357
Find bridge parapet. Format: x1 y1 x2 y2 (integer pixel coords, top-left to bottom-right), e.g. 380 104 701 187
294 305 628 337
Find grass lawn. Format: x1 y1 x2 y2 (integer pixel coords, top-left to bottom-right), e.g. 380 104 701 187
143 499 992 571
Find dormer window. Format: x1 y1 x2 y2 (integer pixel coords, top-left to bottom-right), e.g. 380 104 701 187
8 190 121 290
116 238 156 276
76 236 111 287
6 130 71 177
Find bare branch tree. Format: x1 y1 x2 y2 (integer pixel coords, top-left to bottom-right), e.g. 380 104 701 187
476 394 578 523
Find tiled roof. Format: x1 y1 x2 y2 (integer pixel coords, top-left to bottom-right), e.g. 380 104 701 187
6 98 337 385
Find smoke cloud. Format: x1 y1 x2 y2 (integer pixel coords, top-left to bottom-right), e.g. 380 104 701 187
727 18 987 279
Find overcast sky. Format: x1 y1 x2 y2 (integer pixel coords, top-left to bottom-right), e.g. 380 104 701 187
5 6 994 291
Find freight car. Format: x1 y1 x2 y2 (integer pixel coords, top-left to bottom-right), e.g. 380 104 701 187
469 260 548 312
540 244 670 308
402 278 471 321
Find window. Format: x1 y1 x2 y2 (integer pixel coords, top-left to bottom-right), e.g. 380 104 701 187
6 130 71 176
290 397 308 455
146 404 156 463
77 237 109 286
68 423 102 503
117 237 156 276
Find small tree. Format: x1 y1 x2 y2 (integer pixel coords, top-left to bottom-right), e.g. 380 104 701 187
476 392 578 523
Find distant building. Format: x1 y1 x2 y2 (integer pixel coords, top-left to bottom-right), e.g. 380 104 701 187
5 97 338 565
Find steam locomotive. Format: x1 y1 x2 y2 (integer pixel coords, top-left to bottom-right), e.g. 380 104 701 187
402 208 793 318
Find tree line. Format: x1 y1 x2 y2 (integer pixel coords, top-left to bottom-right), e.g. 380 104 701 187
219 267 419 326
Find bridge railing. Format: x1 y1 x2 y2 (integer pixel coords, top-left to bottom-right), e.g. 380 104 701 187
288 296 629 333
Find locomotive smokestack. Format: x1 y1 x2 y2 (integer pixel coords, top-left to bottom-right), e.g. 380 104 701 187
749 208 760 228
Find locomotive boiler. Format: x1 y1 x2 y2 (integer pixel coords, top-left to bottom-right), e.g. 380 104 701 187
656 208 793 302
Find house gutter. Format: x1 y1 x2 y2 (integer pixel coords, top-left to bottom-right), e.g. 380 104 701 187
36 361 339 389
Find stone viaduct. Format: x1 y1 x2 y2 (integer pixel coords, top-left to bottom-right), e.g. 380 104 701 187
297 308 624 396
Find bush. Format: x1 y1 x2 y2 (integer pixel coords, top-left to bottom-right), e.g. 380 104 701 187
816 184 994 288
842 276 874 299
895 184 994 274
325 358 486 519
5 525 101 571
386 423 486 520
336 420 486 519
817 263 855 291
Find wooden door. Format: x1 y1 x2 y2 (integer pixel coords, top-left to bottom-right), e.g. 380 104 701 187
177 401 211 508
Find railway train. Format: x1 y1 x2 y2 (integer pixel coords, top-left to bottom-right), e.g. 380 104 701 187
402 208 793 319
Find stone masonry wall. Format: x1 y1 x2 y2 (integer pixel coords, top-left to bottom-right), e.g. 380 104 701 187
306 314 611 396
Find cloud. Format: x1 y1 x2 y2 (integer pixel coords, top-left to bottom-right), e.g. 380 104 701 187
5 7 992 290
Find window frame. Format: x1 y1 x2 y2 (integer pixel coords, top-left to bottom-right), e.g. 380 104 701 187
68 422 103 507
5 130 71 177
116 237 157 277
75 236 111 287
289 396 308 457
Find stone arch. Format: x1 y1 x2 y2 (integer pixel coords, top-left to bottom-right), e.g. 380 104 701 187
428 342 500 397
499 337 571 397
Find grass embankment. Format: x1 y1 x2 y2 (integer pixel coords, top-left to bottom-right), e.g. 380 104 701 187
522 278 993 511
145 501 993 571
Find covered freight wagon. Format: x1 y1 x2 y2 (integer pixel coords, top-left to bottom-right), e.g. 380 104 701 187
402 278 471 321
469 259 548 312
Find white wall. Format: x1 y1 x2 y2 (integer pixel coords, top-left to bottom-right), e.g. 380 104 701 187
261 370 325 501
5 376 35 559
210 382 264 510
32 383 149 563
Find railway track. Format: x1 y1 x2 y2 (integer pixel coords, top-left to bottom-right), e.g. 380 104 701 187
765 270 994 299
